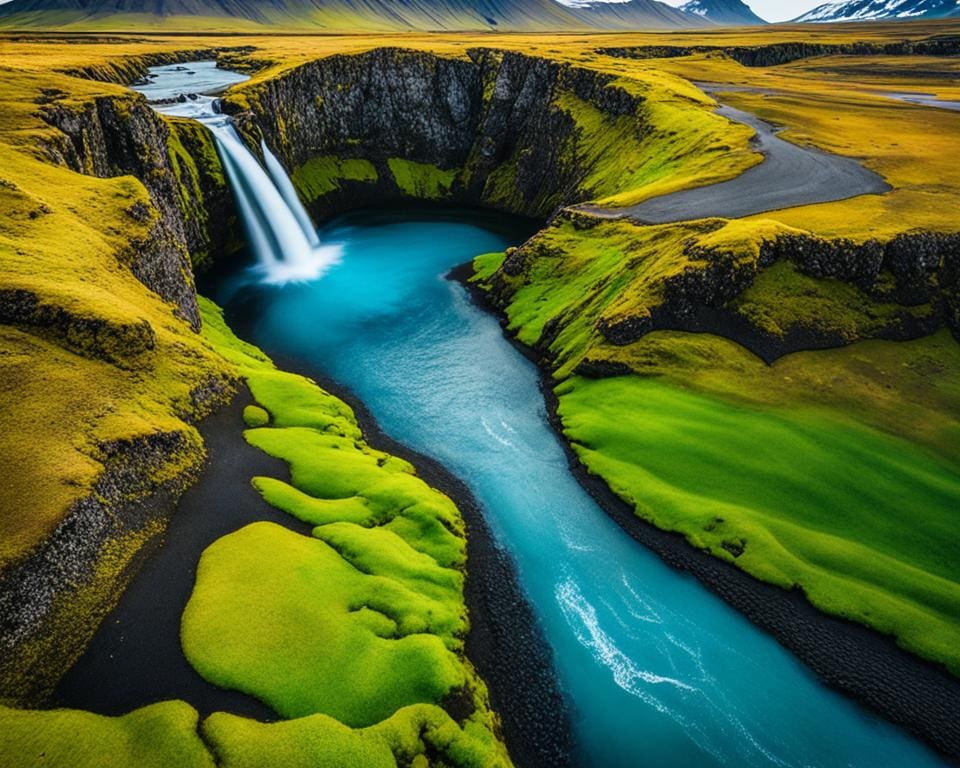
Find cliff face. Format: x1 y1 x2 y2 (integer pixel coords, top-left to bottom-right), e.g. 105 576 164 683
37 93 234 328
0 71 237 702
599 35 960 67
227 48 646 220
0 429 207 703
478 213 960 372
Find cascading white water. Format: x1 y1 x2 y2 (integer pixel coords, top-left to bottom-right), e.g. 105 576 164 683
207 120 340 284
133 63 339 286
262 141 321 249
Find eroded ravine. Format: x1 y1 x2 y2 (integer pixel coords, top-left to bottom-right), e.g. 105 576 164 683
46 55 954 768
214 207 949 768
574 84 891 223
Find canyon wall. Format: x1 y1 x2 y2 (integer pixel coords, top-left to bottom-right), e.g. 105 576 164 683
226 47 646 220
599 34 960 67
0 75 237 701
3 44 959 711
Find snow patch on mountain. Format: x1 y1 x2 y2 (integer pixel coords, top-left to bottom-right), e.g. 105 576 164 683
795 0 959 22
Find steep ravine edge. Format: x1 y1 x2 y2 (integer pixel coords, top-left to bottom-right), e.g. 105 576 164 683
1 52 573 768
453 261 960 764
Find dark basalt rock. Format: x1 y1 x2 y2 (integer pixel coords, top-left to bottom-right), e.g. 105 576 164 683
597 312 653 346
761 234 885 288
573 358 635 378
0 287 156 364
0 428 206 703
237 47 646 221
599 34 960 68
666 244 761 312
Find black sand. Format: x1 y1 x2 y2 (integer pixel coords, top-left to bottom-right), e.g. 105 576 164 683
55 362 573 768
55 391 298 720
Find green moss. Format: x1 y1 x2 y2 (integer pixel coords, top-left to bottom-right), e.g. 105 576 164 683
730 260 935 340
291 156 377 203
204 704 509 768
242 404 269 427
0 300 512 764
190 298 509 763
475 217 731 376
557 374 960 672
387 159 457 199
182 521 466 724
470 251 507 283
0 702 214 768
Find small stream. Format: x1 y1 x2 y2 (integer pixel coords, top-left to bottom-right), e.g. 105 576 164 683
127 61 949 767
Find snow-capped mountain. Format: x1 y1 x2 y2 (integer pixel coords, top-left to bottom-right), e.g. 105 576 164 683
794 0 959 22
679 0 765 24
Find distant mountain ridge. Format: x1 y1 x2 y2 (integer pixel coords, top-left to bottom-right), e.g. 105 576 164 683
794 0 960 22
0 0 713 30
679 0 765 25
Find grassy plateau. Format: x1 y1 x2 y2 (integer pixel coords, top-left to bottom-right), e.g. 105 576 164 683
0 19 959 766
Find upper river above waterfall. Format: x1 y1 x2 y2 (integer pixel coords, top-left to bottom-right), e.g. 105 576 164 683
213 207 948 768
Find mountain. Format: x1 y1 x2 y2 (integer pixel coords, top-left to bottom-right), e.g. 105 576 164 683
565 0 707 28
794 0 959 22
0 0 712 30
679 0 765 25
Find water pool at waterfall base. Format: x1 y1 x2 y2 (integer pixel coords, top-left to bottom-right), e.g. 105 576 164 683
212 206 949 768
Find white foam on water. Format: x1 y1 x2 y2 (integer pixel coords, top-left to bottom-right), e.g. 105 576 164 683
481 417 515 447
556 577 692 698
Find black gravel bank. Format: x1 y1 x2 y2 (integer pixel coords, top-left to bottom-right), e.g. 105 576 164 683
248 346 576 768
454 260 960 765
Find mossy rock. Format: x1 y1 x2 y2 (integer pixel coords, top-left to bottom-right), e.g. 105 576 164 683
242 404 270 428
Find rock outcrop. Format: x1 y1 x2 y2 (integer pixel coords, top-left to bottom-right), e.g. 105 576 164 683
226 47 646 220
620 230 960 360
0 428 209 702
599 34 960 67
480 214 960 368
37 91 233 327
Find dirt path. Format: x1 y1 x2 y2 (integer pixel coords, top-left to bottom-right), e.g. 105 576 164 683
574 84 890 224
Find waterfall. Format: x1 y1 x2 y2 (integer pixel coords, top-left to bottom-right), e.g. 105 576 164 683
133 67 339 286
206 118 339 285
262 141 321 248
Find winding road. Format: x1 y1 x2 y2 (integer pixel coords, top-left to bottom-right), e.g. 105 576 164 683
574 84 890 224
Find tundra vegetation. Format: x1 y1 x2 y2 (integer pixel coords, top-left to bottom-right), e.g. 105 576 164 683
0 21 959 766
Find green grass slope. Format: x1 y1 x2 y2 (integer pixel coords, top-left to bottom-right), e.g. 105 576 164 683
558 374 960 672
473 211 960 672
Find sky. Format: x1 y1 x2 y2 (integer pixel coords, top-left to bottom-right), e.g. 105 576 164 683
658 0 823 22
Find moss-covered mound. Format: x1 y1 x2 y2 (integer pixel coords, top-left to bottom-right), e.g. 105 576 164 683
185 298 511 763
0 298 512 768
471 210 960 673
